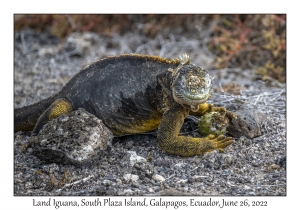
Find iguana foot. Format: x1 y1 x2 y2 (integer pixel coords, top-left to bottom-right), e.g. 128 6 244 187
205 134 234 153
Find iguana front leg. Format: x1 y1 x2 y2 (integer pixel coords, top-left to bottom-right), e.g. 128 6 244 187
157 104 234 157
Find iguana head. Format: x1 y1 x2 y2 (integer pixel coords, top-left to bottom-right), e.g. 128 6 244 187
169 54 213 112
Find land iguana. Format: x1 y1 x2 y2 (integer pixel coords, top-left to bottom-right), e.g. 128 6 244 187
14 53 236 157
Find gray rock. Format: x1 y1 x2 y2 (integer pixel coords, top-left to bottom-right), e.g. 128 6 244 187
123 174 139 182
132 181 140 188
116 179 122 185
176 179 188 184
102 180 113 186
122 189 134 196
127 151 147 166
30 108 113 166
152 174 165 182
134 161 154 178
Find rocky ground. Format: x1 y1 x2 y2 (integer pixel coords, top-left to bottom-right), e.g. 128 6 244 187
14 30 286 196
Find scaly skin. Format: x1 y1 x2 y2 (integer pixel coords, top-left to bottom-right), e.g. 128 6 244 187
14 54 235 156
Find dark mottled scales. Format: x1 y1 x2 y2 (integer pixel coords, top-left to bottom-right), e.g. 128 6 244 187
63 56 176 135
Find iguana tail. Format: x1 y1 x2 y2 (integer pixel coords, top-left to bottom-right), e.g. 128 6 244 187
14 95 57 132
